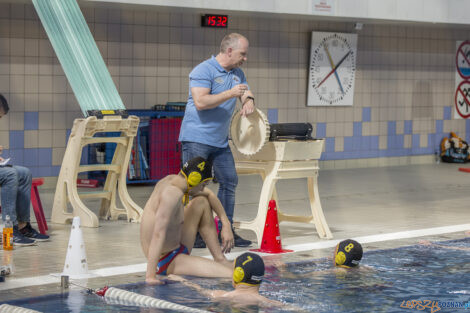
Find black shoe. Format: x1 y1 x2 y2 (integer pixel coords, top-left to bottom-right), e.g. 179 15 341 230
18 223 50 241
12 227 36 246
193 232 206 248
233 231 252 247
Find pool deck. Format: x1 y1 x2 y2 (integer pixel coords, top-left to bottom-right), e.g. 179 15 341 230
1 162 470 301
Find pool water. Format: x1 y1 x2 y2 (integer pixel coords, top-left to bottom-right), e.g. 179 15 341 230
5 238 470 313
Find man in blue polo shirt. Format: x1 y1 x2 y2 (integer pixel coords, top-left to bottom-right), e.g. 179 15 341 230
179 33 255 247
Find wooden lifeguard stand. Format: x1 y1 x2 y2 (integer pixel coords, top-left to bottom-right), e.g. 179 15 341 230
230 109 332 245
51 115 143 227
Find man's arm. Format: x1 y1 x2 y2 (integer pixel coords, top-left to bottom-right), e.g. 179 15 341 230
195 187 234 253
145 187 181 284
239 90 255 116
191 84 248 110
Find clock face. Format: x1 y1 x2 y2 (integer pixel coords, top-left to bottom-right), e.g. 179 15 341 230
308 32 357 106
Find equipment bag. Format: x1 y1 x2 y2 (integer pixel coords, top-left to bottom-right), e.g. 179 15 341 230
440 132 470 163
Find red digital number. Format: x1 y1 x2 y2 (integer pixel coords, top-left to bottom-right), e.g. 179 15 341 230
208 16 215 26
203 15 227 27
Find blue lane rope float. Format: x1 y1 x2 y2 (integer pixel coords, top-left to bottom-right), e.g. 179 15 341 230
32 0 127 117
97 286 211 313
0 304 43 313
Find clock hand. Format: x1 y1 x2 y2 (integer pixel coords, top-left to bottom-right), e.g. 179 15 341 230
324 44 345 94
316 50 351 88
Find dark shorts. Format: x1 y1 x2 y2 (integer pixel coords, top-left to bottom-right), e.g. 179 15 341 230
156 244 189 275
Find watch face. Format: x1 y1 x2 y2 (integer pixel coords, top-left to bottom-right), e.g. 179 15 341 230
308 32 357 106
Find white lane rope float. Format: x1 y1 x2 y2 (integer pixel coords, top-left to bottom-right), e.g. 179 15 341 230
0 304 42 313
96 286 211 313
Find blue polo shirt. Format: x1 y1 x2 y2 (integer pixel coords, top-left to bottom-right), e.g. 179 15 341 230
178 56 249 148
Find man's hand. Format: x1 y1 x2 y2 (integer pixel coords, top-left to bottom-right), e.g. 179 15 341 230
230 84 248 98
240 100 254 116
145 276 166 285
220 225 234 254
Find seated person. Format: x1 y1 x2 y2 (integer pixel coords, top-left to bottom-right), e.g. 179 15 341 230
169 252 285 308
0 94 49 246
140 156 234 285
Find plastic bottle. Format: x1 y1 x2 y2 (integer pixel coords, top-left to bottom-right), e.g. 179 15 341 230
2 215 13 250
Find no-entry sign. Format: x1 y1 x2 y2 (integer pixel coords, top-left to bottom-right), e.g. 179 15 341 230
455 80 470 118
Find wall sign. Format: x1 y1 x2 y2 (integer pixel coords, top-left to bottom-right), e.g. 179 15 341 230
311 0 335 15
307 32 357 106
454 40 470 119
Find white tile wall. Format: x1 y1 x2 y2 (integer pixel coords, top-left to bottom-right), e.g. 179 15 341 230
0 2 468 173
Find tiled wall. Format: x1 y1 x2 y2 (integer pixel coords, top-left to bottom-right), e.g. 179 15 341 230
0 2 469 177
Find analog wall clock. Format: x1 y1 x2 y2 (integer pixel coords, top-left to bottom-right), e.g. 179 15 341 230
307 32 357 106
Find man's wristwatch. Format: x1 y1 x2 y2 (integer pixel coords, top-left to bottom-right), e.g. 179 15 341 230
244 96 255 105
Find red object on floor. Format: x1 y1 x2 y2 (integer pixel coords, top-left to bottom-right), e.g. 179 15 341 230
251 200 293 254
31 178 48 235
458 168 470 173
77 179 99 188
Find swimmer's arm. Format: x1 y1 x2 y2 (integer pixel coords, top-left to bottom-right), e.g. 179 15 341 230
419 240 470 251
256 296 306 311
168 274 223 298
192 85 247 110
145 188 180 284
198 187 234 252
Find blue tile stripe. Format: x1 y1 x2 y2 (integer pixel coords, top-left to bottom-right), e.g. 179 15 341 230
388 121 396 135
443 106 452 120
2 132 54 177
362 107 371 122
267 109 278 124
404 120 412 134
24 112 39 130
5 110 470 175
316 115 467 160
435 120 443 135
9 131 24 149
325 137 335 152
316 123 326 138
353 122 362 137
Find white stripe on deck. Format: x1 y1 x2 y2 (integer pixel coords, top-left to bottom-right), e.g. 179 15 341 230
1 223 469 291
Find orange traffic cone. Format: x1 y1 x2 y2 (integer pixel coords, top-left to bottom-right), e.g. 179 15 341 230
251 200 293 254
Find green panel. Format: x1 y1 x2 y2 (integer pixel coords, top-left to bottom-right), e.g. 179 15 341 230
32 0 125 116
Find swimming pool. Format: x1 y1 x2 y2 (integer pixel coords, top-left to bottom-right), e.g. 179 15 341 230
4 237 470 313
